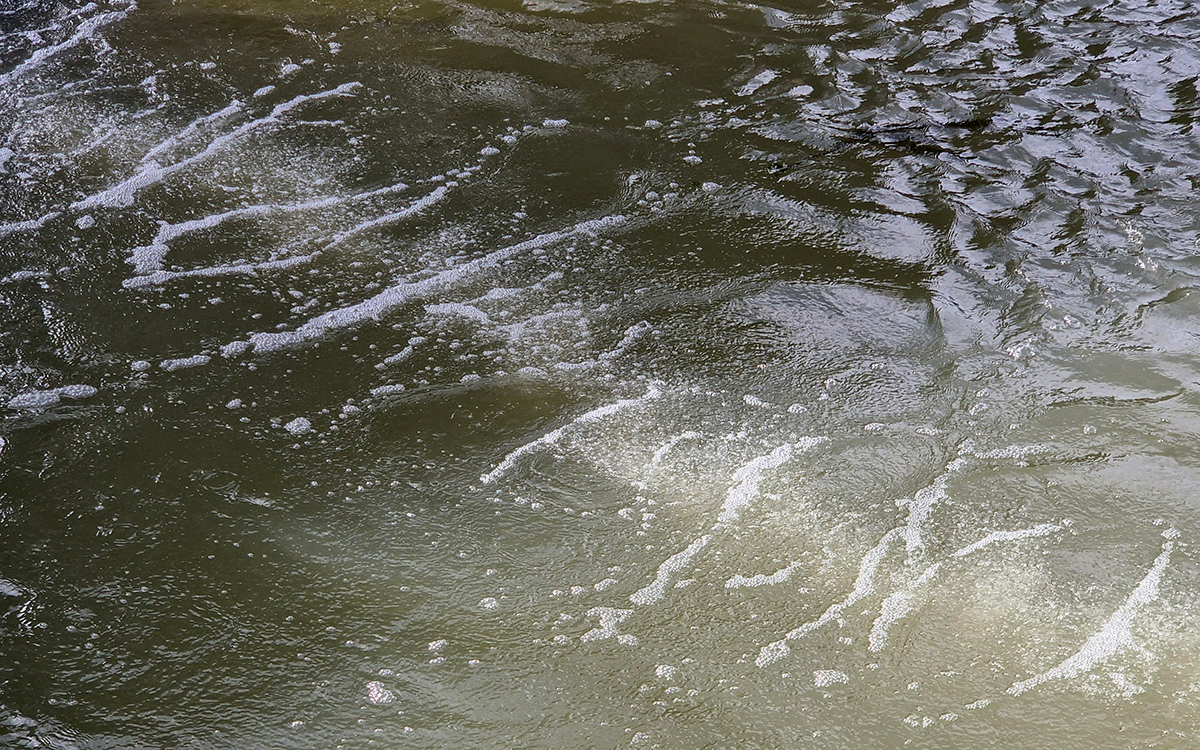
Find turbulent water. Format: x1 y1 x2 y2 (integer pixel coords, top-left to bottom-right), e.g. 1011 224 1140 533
3 0 1200 746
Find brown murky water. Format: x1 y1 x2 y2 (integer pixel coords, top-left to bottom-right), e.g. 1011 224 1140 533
4 0 1200 747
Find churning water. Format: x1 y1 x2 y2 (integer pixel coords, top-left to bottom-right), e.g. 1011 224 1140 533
4 0 1200 747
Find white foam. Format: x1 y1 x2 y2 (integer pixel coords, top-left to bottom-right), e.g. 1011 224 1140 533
138 101 244 167
867 563 941 653
649 430 702 467
726 561 802 589
1007 535 1175 696
322 184 451 252
425 302 491 324
233 214 626 354
900 456 968 556
866 523 1064 653
283 417 311 435
629 535 712 606
480 383 662 485
599 321 653 362
379 345 416 367
950 523 1063 558
716 441 816 526
757 528 900 667
125 177 408 275
7 384 97 410
580 606 632 642
72 82 362 211
159 355 210 371
370 384 406 397
0 4 134 90
123 252 319 288
626 438 825 607
365 681 395 704
0 211 61 239
813 669 849 687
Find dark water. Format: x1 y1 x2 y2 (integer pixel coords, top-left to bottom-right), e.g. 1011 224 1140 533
4 0 1200 747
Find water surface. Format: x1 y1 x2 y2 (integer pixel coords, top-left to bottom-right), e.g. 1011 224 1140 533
4 0 1200 747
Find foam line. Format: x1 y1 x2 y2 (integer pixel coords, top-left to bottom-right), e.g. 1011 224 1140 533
580 607 633 643
630 439 825 606
480 383 662 485
122 252 320 288
900 456 968 556
234 214 627 353
1007 533 1176 696
717 442 803 526
649 430 702 467
867 563 941 653
630 535 712 606
0 4 134 90
552 320 652 373
126 177 410 274
757 528 901 667
950 523 1063 558
322 183 453 251
868 523 1065 653
726 561 803 589
0 211 60 239
72 82 363 211
138 101 244 166
599 320 653 362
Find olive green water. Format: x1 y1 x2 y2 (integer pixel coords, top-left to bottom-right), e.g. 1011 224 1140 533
4 0 1200 747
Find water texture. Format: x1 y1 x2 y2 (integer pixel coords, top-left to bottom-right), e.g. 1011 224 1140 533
3 0 1200 747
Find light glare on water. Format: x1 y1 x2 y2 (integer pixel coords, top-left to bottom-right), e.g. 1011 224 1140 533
3 0 1200 747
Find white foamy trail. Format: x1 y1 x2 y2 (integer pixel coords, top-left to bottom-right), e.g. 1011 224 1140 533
138 101 244 167
233 214 627 354
0 211 60 239
629 438 827 606
629 535 712 606
726 561 803 589
900 456 968 557
599 320 653 362
322 183 454 251
480 384 663 486
125 178 411 275
580 607 634 644
553 320 653 373
7 384 97 410
122 252 320 288
867 563 942 653
649 430 702 467
950 522 1063 558
867 522 1065 653
72 83 362 211
0 3 134 91
756 528 900 667
716 442 803 526
1007 531 1176 696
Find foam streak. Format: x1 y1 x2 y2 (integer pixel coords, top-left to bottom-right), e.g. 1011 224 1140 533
1007 534 1175 696
238 214 626 353
72 82 362 211
480 383 662 485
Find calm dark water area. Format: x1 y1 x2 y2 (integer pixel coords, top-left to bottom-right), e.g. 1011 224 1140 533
4 0 1200 747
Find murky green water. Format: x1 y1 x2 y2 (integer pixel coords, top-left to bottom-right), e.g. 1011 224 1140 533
4 0 1200 746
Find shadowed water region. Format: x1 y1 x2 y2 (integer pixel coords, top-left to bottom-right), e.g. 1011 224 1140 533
3 0 1200 747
